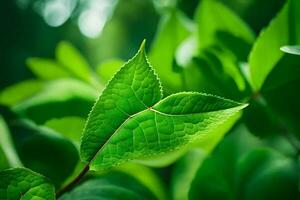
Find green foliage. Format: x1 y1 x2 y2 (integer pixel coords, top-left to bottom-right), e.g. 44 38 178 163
10 120 79 188
0 116 22 170
149 10 193 93
55 41 93 84
26 58 72 80
0 168 55 200
13 79 97 124
248 0 300 90
0 80 44 106
195 0 254 50
59 172 157 200
188 126 299 200
1 0 300 199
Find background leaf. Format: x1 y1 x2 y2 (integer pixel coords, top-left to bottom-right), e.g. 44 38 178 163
0 116 22 170
149 10 193 93
96 59 124 83
26 58 71 80
56 41 93 84
248 0 300 90
0 80 44 106
13 79 97 124
0 168 55 200
59 172 157 200
195 0 254 50
188 125 299 200
44 116 86 145
10 120 79 188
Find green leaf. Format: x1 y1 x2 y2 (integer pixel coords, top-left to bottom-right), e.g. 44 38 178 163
236 148 299 200
13 79 97 124
0 80 44 106
26 58 71 80
188 125 299 200
0 116 22 170
138 109 241 167
59 172 157 200
149 10 193 93
249 0 300 90
116 163 168 200
96 59 124 83
56 41 93 83
10 120 79 188
171 149 206 200
195 0 254 50
280 45 300 55
80 41 247 170
0 168 55 200
44 117 86 144
186 48 246 100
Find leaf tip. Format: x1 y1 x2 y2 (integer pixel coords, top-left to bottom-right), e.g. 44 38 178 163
139 39 147 53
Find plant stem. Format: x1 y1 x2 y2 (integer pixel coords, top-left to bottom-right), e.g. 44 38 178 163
56 164 90 198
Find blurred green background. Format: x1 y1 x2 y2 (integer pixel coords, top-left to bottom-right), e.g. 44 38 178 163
0 0 285 89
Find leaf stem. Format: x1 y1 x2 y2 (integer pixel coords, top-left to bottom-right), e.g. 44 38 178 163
55 164 90 198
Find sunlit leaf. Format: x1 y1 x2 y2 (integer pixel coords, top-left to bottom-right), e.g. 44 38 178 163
80 41 247 170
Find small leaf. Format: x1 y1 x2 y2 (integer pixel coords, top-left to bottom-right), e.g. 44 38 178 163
280 45 300 55
195 0 254 50
26 58 71 80
59 172 157 200
0 80 44 106
56 41 92 83
0 168 55 200
80 41 247 170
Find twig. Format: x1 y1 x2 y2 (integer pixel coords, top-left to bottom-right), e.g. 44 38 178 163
55 164 90 198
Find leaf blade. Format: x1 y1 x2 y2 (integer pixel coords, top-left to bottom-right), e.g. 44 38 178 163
81 42 247 171
0 168 55 200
